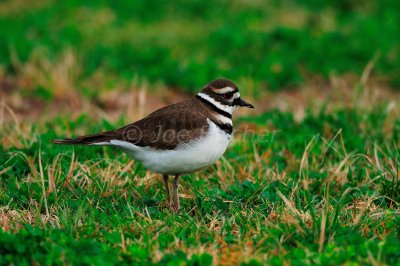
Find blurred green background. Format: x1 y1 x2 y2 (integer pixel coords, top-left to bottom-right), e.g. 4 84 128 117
1 0 400 94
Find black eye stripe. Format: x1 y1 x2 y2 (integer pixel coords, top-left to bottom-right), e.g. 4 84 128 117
225 89 239 98
224 91 234 98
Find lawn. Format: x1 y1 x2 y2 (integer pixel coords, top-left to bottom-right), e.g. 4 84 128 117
0 0 399 265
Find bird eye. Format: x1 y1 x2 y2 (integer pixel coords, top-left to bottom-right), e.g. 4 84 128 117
224 92 234 99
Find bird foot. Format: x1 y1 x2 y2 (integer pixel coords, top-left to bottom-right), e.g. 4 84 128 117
169 201 180 213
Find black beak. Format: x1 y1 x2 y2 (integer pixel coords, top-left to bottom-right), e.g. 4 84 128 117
234 98 254 108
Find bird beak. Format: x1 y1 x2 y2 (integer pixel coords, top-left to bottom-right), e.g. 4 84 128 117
234 98 254 109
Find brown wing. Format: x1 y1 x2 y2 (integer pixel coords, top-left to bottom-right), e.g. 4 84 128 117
119 99 209 149
52 98 210 150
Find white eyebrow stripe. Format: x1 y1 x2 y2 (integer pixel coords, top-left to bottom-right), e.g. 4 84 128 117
214 87 235 94
196 93 234 114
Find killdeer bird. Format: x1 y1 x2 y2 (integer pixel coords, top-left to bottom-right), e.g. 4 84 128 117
52 79 254 212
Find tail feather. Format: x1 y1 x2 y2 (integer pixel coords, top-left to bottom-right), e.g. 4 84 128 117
51 131 120 145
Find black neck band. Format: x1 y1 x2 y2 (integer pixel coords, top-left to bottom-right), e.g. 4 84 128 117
214 122 233 135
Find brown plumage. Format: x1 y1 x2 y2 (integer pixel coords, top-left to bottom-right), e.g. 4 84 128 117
51 97 232 150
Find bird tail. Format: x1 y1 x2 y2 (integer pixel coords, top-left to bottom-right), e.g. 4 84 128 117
51 131 119 145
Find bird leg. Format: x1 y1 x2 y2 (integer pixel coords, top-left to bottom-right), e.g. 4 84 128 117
162 175 171 207
172 174 180 212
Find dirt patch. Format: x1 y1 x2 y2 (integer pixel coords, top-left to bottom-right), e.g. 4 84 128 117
1 75 399 124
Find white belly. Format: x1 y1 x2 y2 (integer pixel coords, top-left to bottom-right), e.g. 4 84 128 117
109 120 232 175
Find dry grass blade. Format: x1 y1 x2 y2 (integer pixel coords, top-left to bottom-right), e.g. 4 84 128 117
38 150 49 218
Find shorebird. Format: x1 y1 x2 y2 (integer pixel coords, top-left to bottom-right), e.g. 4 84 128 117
52 78 254 212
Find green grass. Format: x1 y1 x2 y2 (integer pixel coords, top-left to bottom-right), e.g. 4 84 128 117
1 0 400 93
1 99 399 265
